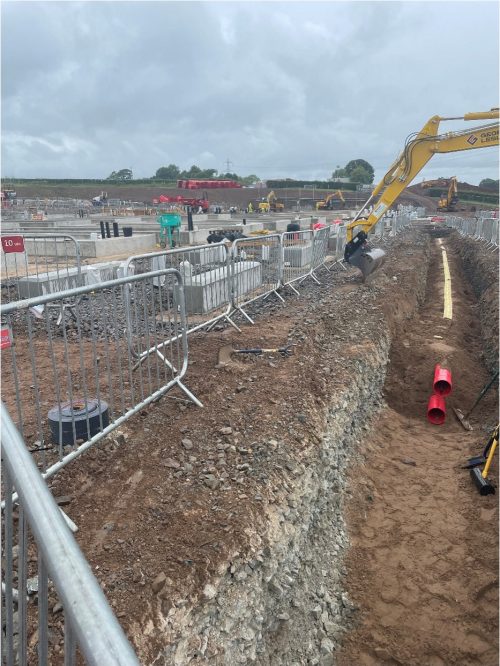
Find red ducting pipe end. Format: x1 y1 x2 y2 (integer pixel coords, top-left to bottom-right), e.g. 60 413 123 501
433 364 452 396
427 394 446 425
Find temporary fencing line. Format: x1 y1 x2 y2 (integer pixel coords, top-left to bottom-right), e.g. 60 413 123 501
0 268 202 490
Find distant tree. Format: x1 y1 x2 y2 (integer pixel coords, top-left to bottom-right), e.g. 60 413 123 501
331 166 347 179
179 166 220 179
345 159 374 184
155 164 180 180
200 168 218 178
349 165 372 184
183 165 203 178
221 172 239 181
107 168 133 181
241 174 260 186
479 178 499 191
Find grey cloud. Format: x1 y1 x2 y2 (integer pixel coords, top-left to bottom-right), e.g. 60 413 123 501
2 1 498 183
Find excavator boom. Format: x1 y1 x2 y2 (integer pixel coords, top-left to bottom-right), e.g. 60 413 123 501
344 108 499 279
316 190 345 210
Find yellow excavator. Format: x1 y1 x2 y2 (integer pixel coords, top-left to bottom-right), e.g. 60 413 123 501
316 190 345 211
344 109 500 280
437 177 459 212
258 190 284 213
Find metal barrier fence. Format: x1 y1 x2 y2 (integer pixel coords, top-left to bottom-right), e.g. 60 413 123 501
0 268 201 481
446 216 498 249
281 229 315 294
1 235 82 316
310 226 331 277
330 225 348 269
228 234 284 324
391 212 412 235
123 241 237 334
1 405 140 666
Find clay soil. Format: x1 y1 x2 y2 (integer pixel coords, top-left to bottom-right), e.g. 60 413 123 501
338 238 499 665
3 228 498 664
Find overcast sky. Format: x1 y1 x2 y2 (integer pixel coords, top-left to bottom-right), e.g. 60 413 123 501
1 1 499 185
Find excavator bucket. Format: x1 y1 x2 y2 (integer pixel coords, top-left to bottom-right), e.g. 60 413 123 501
348 246 386 281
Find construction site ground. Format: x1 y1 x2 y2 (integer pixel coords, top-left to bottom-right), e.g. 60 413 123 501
21 225 498 664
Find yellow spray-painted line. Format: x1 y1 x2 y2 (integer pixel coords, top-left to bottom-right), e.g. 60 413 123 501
441 247 453 319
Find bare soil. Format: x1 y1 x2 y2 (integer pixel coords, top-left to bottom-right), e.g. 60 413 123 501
8 182 438 212
338 239 499 666
3 227 497 664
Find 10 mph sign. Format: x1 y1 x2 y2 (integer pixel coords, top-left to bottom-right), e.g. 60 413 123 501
1 236 25 253
0 326 12 350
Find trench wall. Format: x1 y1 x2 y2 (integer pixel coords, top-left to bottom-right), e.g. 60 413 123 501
452 234 499 372
137 231 432 666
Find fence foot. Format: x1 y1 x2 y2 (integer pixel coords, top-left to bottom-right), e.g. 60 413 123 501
284 282 300 296
133 349 177 374
224 315 242 332
274 290 286 304
205 315 241 334
175 380 204 407
236 306 255 325
263 289 286 304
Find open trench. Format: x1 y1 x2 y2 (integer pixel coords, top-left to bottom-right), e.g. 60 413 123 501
38 226 498 666
338 235 499 666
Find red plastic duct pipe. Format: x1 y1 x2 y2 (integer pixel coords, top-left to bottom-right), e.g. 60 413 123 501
433 364 452 396
427 394 446 425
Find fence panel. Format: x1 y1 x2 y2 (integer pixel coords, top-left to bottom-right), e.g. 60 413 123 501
334 225 348 263
123 242 237 333
281 230 315 294
0 268 201 481
1 235 82 311
490 219 499 247
310 226 331 276
228 234 284 324
474 218 485 240
1 404 140 666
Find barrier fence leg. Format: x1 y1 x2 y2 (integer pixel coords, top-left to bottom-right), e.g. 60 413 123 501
175 379 204 408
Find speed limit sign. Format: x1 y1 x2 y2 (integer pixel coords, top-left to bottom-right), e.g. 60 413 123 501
1 235 25 253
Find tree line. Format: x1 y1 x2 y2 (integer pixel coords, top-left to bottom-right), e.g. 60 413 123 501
106 158 376 185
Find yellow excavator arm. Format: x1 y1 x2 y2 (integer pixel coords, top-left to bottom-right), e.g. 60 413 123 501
316 189 345 210
344 108 499 277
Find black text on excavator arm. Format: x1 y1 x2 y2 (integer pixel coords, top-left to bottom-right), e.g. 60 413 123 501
344 108 499 280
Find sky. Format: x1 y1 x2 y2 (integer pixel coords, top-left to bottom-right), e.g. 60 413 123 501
1 1 499 185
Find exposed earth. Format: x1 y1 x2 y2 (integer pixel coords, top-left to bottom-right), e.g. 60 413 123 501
7 179 498 214
2 223 498 665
